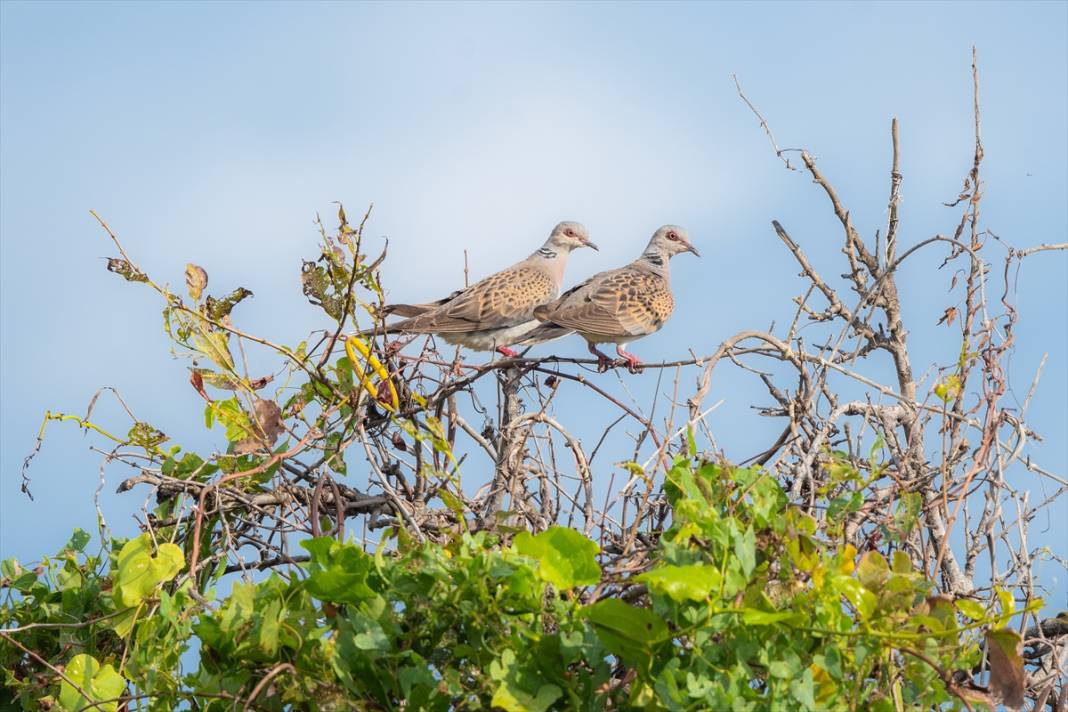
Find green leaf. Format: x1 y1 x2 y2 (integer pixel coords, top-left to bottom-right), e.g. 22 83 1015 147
832 576 876 620
582 599 668 667
741 608 800 625
735 524 757 577
954 598 987 621
513 526 600 589
788 668 816 711
57 654 125 712
857 551 890 592
300 537 375 604
347 611 390 651
637 564 720 602
207 398 254 443
65 529 91 553
996 588 1016 627
191 330 235 371
258 598 281 655
112 534 184 608
490 650 563 712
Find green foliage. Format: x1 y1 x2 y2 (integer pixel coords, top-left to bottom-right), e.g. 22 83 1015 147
3 205 1041 710
2 459 1037 710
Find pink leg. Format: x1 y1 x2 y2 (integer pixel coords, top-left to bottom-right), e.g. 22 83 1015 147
587 342 612 372
496 345 519 359
616 344 642 374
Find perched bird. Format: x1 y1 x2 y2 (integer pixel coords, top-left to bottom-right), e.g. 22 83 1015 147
365 221 597 357
519 225 699 372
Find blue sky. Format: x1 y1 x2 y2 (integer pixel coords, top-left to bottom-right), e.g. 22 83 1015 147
2 2 1065 600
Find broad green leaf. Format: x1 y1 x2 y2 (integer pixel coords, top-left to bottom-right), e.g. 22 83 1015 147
789 668 817 711
857 551 890 592
891 550 913 574
514 526 600 589
112 534 184 608
735 524 757 577
491 674 561 712
741 608 800 626
65 528 91 553
57 654 125 712
258 598 281 655
206 398 254 443
582 599 668 667
637 564 720 602
832 576 876 620
996 588 1015 627
300 537 375 604
347 612 390 651
954 598 986 621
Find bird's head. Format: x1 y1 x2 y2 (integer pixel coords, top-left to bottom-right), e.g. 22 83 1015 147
648 225 700 258
548 221 598 252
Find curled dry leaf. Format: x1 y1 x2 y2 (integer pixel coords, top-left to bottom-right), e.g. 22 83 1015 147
190 370 211 402
185 263 208 301
233 398 285 455
937 306 957 326
248 375 274 391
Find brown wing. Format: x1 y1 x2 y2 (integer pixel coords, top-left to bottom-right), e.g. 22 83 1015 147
390 265 556 334
537 268 673 338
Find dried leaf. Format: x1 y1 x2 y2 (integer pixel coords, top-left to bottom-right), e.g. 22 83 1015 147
190 370 211 402
205 287 253 322
233 398 284 455
106 258 148 283
985 628 1025 710
185 264 208 301
248 375 273 391
937 307 957 326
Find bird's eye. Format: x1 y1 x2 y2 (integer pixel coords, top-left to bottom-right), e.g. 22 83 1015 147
565 229 575 237
668 232 679 241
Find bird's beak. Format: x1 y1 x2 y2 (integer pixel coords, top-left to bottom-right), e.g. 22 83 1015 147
582 238 599 251
685 242 701 257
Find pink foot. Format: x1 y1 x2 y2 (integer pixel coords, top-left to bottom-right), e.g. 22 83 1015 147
617 346 642 374
587 343 612 372
496 346 519 359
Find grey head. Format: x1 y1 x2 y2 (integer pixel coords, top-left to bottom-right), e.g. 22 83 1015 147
642 225 699 260
543 220 598 253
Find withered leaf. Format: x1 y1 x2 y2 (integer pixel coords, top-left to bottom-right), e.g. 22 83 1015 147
233 398 284 455
127 422 168 450
985 628 1025 710
937 307 957 327
205 287 253 322
106 258 148 283
190 370 211 402
185 263 208 301
248 375 273 391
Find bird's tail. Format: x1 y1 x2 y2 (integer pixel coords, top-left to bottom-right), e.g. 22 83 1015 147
514 323 573 347
381 303 435 318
